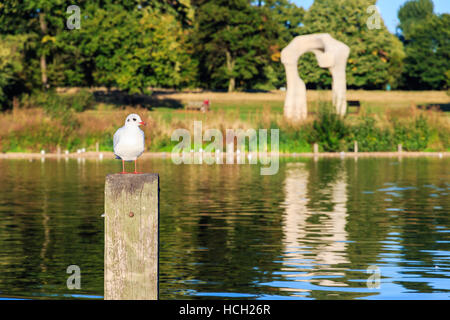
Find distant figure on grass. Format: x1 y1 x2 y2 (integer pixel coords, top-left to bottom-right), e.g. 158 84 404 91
113 113 146 174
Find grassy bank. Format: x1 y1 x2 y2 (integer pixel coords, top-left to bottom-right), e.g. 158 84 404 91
0 90 449 153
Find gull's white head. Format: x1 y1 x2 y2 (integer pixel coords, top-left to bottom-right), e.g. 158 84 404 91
124 113 146 127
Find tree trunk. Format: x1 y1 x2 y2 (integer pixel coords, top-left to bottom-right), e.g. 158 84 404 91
228 77 235 93
40 55 48 89
39 12 48 90
225 50 236 92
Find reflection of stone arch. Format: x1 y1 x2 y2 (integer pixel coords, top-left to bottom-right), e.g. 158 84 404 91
281 162 349 294
281 33 350 121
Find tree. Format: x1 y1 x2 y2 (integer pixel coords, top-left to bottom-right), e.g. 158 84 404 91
397 0 434 38
0 0 67 90
193 0 277 92
0 35 28 109
256 0 305 90
398 0 449 90
0 1 198 94
59 2 198 93
296 0 405 89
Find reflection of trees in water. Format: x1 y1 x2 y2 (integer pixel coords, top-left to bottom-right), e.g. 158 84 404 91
160 162 286 297
344 159 391 271
40 163 50 278
282 161 349 296
0 157 448 299
0 159 104 298
389 158 450 294
344 158 449 296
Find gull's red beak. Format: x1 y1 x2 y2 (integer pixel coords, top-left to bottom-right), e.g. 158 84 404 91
139 121 146 126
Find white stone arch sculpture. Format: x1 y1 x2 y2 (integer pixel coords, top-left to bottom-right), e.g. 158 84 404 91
281 33 350 121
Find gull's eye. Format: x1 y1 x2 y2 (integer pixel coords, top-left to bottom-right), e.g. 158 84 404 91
127 119 130 122
133 118 136 121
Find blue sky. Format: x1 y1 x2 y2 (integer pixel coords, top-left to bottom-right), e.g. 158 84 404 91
292 0 450 33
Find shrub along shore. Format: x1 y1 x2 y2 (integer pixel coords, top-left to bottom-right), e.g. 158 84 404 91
0 90 448 154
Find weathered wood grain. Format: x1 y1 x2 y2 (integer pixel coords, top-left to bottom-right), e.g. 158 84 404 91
104 173 159 300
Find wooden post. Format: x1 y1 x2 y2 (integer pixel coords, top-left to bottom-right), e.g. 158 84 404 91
96 141 99 153
354 141 358 153
313 143 319 154
104 173 159 300
398 144 402 153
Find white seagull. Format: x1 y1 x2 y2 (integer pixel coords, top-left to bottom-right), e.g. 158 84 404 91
113 113 146 174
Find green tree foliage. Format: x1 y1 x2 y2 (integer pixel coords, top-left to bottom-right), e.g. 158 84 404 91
1 0 447 96
192 0 278 92
0 35 28 109
257 0 305 90
60 3 197 93
0 0 68 91
0 0 197 95
398 0 449 89
297 0 405 89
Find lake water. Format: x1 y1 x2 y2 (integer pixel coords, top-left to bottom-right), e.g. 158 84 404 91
0 157 449 300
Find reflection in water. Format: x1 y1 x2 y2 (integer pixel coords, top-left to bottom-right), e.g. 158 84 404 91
0 157 449 300
281 162 349 297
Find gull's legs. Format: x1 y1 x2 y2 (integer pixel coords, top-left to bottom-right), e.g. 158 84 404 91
133 159 142 174
120 159 128 174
